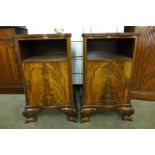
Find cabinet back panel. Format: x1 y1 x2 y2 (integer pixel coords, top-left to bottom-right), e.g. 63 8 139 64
87 39 135 59
18 39 67 60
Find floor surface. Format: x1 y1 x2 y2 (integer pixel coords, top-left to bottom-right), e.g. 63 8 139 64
0 94 155 129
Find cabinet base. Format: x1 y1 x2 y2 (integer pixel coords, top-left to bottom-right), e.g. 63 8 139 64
0 87 24 94
23 106 77 123
118 106 134 121
62 107 77 122
81 104 134 122
23 108 40 123
81 108 96 123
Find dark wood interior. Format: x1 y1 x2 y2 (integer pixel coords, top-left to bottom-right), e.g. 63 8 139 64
18 39 67 61
87 38 135 60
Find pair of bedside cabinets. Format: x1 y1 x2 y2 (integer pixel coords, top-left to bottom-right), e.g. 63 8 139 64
15 33 139 123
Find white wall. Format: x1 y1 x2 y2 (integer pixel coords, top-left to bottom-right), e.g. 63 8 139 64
27 25 124 40
0 0 124 40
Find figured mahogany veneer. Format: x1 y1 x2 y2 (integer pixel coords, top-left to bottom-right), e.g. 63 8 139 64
16 34 76 123
81 33 139 122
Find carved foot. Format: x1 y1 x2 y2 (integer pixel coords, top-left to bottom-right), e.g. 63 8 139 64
119 106 134 121
62 107 77 122
81 108 96 123
23 108 39 123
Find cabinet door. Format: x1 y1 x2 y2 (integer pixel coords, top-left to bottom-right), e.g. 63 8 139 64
0 42 21 85
85 60 132 105
22 62 71 106
125 26 155 100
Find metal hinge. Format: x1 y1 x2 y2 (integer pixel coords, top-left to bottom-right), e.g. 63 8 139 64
25 81 31 89
125 79 130 88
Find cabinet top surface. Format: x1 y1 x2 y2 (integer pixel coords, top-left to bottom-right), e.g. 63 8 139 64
16 33 71 40
82 33 139 38
0 26 27 30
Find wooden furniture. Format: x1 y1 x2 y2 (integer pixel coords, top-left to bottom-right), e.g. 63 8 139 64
81 33 139 122
124 26 155 100
0 26 28 93
16 34 76 123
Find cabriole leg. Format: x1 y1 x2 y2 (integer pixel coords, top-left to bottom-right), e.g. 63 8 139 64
23 108 39 123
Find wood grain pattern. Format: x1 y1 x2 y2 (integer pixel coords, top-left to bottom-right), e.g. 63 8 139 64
0 42 21 85
0 27 27 39
22 61 70 106
125 26 155 100
0 27 28 93
0 28 15 39
82 33 138 122
16 34 76 123
85 60 132 105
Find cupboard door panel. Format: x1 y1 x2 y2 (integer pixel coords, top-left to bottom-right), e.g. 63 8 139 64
0 42 21 85
85 60 132 105
22 61 70 106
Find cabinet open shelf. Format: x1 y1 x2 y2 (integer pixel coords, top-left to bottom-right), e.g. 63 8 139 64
87 38 135 60
22 55 67 62
18 39 68 61
87 53 132 60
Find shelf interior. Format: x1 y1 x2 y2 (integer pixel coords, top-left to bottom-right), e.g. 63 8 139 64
18 39 67 61
87 53 132 60
22 55 67 62
87 38 135 60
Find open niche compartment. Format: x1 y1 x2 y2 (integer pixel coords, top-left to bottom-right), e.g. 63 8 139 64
87 38 135 60
18 39 68 62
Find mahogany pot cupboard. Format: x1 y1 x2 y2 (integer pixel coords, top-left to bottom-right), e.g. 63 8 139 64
0 26 28 93
81 33 139 122
15 34 76 123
